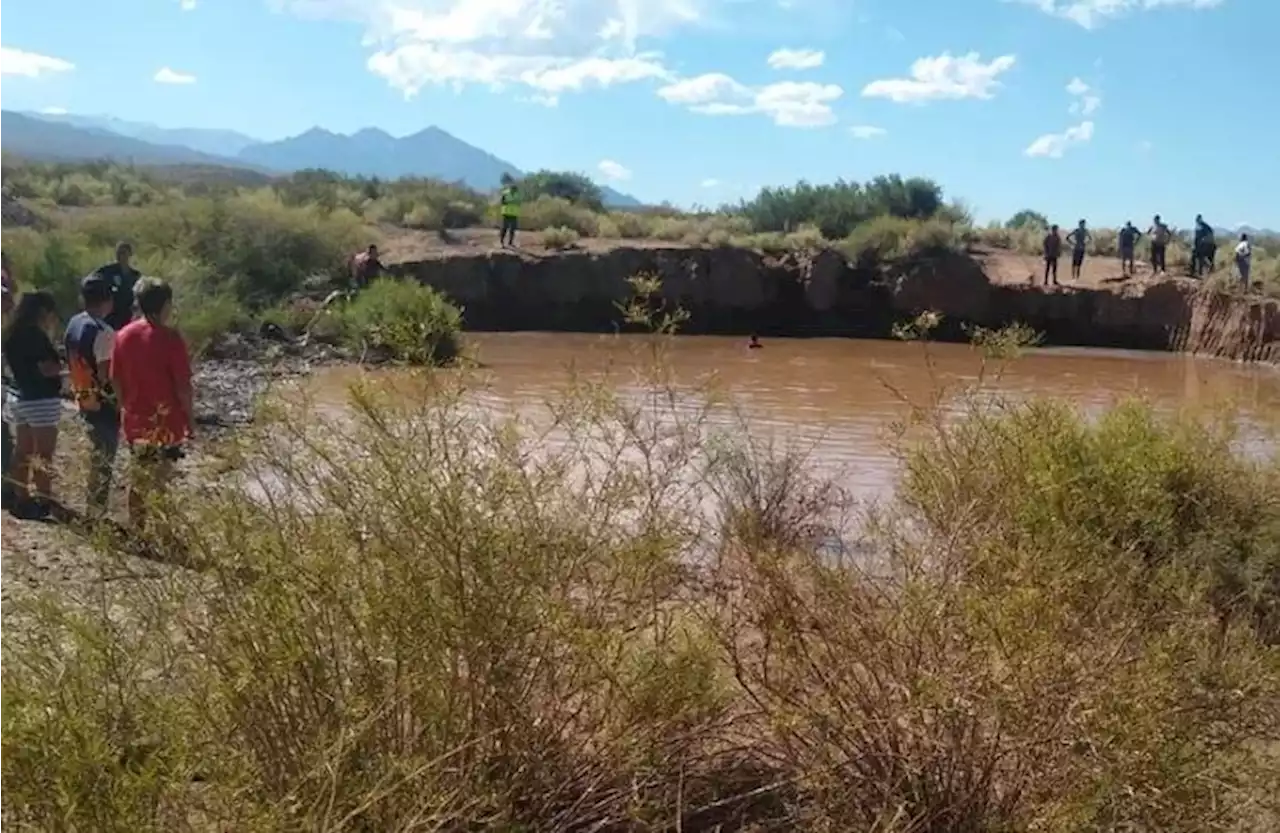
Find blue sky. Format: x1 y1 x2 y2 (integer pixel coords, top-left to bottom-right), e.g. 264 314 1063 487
2 0 1276 227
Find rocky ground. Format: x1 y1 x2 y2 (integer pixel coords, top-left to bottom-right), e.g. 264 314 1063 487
1 333 346 616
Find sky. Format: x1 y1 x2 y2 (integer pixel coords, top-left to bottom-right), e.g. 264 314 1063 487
1 0 1276 227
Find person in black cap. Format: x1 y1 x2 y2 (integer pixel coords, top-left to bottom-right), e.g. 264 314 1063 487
65 275 120 515
93 241 143 331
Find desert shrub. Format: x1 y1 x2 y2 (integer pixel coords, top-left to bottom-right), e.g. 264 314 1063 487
740 175 945 238
0 226 102 313
520 196 600 236
610 211 653 239
1006 208 1048 229
540 225 580 250
517 169 605 211
402 203 442 230
69 192 370 306
705 228 732 247
594 214 620 239
6 347 1279 832
650 217 694 242
782 224 826 250
338 277 461 364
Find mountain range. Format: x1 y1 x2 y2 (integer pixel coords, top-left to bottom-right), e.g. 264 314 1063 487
2 111 641 207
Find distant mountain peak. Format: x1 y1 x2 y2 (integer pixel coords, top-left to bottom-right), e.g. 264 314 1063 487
3 109 645 208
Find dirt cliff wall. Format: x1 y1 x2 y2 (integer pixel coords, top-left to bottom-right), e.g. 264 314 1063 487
388 246 1280 364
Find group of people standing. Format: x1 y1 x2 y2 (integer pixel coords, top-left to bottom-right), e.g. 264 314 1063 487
1040 215 1254 287
2 242 194 527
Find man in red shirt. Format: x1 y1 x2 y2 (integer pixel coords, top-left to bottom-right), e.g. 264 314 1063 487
110 277 193 530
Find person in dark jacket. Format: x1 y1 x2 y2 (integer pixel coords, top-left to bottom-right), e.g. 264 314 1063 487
1191 215 1216 278
94 241 142 331
3 291 63 520
1042 225 1063 286
65 275 120 516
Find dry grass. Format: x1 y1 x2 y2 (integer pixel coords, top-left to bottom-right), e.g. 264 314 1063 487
4 296 1280 832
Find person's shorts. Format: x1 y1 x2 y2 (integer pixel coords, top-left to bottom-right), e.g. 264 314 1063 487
1072 249 1086 266
130 443 185 464
10 398 64 428
1119 246 1135 259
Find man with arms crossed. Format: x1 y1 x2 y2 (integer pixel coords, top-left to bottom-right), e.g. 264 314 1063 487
94 241 143 331
110 278 193 531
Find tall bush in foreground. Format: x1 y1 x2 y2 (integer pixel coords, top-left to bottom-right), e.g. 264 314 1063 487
3 312 1279 831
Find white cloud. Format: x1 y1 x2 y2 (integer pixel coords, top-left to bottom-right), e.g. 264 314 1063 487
180 0 197 9
656 72 749 105
848 124 887 139
279 0 713 100
659 73 843 127
154 66 197 84
862 52 1016 103
1010 0 1224 30
1024 120 1095 158
700 178 720 188
767 47 825 70
598 159 632 181
39 106 69 115
1 46 75 77
1065 76 1101 115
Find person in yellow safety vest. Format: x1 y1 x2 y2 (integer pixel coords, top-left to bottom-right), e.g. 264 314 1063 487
498 175 521 247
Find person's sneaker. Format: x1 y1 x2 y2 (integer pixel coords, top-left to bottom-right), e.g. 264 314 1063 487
9 498 51 521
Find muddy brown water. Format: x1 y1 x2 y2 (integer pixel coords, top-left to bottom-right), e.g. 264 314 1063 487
302 334 1280 501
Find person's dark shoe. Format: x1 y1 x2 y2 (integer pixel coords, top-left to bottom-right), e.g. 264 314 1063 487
9 498 52 522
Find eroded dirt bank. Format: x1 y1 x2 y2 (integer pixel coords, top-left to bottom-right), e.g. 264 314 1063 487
387 243 1279 363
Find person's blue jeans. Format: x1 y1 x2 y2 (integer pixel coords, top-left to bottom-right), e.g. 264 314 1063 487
1237 256 1252 288
84 411 120 513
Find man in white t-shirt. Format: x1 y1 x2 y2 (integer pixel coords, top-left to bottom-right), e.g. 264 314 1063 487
1234 234 1252 289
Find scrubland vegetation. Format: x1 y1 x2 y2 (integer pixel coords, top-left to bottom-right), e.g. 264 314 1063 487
3 304 1279 830
2 157 1277 360
4 149 1280 829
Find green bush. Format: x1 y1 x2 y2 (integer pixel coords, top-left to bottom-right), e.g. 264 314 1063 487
540 225 580 250
519 196 600 236
609 211 652 239
338 278 462 364
68 192 370 307
516 169 605 211
739 175 945 238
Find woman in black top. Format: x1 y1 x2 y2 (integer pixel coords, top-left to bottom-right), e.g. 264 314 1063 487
3 291 63 518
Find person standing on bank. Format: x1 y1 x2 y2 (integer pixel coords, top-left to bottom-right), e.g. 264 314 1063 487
1042 224 1063 286
94 241 143 331
1235 233 1253 289
1147 215 1171 276
65 276 120 517
1117 221 1141 277
1065 219 1091 282
498 174 521 248
1192 214 1216 278
110 278 194 531
2 291 64 520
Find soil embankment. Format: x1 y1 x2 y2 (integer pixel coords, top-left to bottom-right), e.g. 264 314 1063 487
385 233 1279 363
